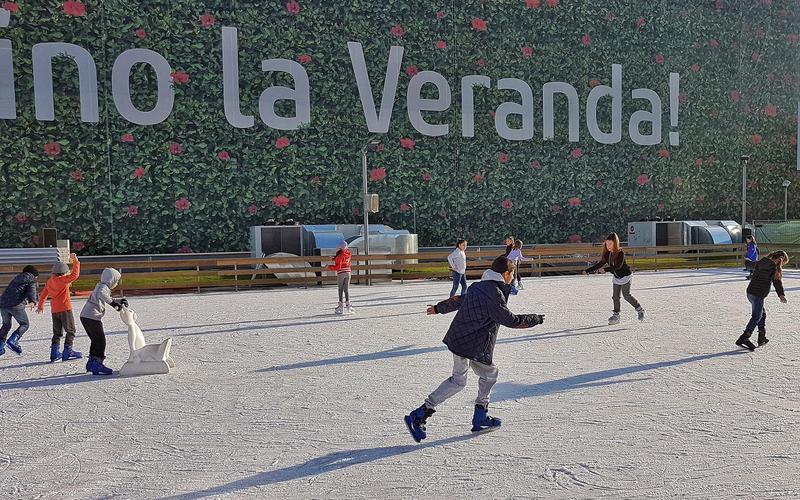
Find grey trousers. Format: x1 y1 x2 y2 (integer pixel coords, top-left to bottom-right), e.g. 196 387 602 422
425 353 499 409
51 310 77 347
612 281 641 313
337 272 351 303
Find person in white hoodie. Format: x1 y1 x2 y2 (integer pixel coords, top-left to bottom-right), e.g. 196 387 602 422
80 268 126 375
447 240 468 297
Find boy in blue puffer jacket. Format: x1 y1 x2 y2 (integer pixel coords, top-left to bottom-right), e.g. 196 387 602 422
0 265 39 356
404 256 545 442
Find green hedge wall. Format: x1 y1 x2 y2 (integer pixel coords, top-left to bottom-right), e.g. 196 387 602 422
0 0 798 254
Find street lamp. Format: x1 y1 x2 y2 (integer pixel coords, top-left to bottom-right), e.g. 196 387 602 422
361 141 380 285
409 200 417 236
783 179 791 221
740 155 750 234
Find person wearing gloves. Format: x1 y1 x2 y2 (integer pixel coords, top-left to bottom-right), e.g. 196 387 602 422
404 256 545 442
79 268 127 375
447 239 468 297
37 253 82 362
0 265 39 356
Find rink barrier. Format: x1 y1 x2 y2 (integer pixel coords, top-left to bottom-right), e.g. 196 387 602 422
1 243 798 294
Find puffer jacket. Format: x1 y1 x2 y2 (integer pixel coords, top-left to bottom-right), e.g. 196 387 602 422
327 249 352 274
433 270 543 365
746 258 785 298
80 268 122 320
0 272 38 309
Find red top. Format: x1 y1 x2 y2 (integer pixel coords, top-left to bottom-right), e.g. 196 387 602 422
327 249 352 274
38 260 81 313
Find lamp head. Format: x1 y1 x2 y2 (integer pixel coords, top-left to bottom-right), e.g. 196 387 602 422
783 180 791 188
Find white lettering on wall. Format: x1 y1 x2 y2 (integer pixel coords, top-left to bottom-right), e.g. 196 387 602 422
258 58 311 130
112 49 174 125
33 42 99 122
348 41 403 133
407 71 451 137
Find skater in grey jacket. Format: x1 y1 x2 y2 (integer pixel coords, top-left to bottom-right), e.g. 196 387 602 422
80 268 126 375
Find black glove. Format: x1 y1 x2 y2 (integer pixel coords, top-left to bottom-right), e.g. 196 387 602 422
120 298 129 307
110 300 122 311
533 314 545 325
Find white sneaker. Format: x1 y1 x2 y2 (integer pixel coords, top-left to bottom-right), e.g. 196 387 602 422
608 313 620 325
345 304 355 314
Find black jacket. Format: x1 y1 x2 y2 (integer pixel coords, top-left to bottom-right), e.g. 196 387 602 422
433 272 542 365
0 272 38 309
746 258 785 298
586 250 632 279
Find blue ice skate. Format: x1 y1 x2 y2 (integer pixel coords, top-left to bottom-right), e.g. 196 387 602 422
471 404 502 433
49 344 61 363
6 333 22 355
86 357 113 376
0 339 5 356
404 404 435 443
62 346 82 361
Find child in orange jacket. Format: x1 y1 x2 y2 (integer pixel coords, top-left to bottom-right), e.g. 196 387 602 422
37 253 82 362
327 241 353 315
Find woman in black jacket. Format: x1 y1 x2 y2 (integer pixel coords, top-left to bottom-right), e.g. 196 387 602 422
736 251 789 351
583 232 646 325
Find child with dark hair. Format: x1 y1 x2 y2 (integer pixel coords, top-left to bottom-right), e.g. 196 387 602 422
37 253 82 362
744 235 759 280
80 268 126 375
583 232 646 325
327 241 353 315
0 265 39 356
503 235 514 256
736 250 789 351
404 256 545 442
507 239 529 289
447 239 468 297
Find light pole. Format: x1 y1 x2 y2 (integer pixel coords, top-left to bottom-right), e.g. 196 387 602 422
361 141 379 285
740 155 750 235
783 179 791 221
410 200 417 236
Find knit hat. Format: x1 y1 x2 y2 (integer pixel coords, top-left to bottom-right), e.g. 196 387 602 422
52 262 70 275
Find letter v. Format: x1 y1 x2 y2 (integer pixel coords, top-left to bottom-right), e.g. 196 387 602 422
347 41 403 133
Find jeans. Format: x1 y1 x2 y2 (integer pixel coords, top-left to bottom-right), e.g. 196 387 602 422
450 271 467 297
425 353 499 409
612 282 641 312
52 310 77 347
0 305 29 341
744 293 766 335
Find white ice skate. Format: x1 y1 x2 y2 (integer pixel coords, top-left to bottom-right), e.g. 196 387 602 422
118 306 175 376
335 303 344 315
345 303 355 314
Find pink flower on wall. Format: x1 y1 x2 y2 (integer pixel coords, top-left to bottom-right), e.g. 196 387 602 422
15 213 28 224
546 0 558 6
132 167 146 179
63 1 86 16
636 174 651 186
695 158 703 167
764 104 777 117
272 195 290 208
175 197 192 211
134 28 146 39
435 40 447 50
787 33 799 45
170 71 190 84
659 148 671 158
296 54 311 64
169 142 182 155
526 0 541 8
673 176 683 186
390 24 405 37
436 11 445 19
286 0 300 15
729 90 740 103
709 38 719 48
571 148 583 159
199 13 215 27
476 58 486 69
218 151 230 161
473 172 483 183
70 170 84 181
502 199 513 210
247 204 259 215
567 197 581 207
679 93 687 104
127 205 139 217
275 136 290 149
581 34 592 46
176 245 193 253
691 63 701 72
531 160 542 169
498 152 509 164
43 142 61 157
605 11 615 22
120 133 134 143
399 202 411 213
370 167 386 182
405 65 418 77
2 2 19 13
471 17 487 31
309 175 321 184
752 133 763 145
658 202 666 211
751 51 761 62
636 17 646 27
521 46 533 59
567 234 582 244
588 79 600 87
72 241 86 251
400 138 416 149
654 53 665 64
438 208 447 219
421 171 431 183
715 0 724 9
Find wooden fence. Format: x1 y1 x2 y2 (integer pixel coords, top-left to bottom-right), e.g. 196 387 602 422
1 243 798 295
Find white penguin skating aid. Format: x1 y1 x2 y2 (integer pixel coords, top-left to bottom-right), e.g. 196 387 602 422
118 306 175 376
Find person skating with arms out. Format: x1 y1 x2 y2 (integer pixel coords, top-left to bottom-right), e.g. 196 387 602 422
583 232 646 325
37 253 83 362
0 265 39 356
404 256 545 442
736 250 789 351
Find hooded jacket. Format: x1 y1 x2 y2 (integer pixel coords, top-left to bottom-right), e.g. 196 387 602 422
746 257 785 298
80 268 121 320
0 272 38 309
327 248 352 274
433 269 543 365
38 259 81 314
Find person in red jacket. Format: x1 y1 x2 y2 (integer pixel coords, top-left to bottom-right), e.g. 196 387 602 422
327 241 353 315
37 253 83 362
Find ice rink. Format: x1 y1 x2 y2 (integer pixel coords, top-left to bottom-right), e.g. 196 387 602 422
1 268 798 499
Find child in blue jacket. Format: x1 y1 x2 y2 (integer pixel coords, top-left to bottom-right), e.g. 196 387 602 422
744 235 759 280
0 265 39 356
404 256 545 442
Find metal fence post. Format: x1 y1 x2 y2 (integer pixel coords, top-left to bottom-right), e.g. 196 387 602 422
234 263 238 292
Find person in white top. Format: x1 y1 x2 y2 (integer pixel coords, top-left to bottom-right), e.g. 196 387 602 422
447 240 468 297
506 239 529 289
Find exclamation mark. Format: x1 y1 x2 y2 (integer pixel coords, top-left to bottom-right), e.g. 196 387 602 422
669 73 680 146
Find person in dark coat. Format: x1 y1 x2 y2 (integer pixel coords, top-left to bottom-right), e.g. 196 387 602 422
404 256 545 442
0 265 39 356
583 232 646 325
736 251 788 351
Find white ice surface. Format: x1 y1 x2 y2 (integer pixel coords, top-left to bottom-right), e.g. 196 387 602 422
1 268 799 499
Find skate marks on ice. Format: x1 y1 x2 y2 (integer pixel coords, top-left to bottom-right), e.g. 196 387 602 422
161 433 482 499
542 462 636 492
491 350 746 402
